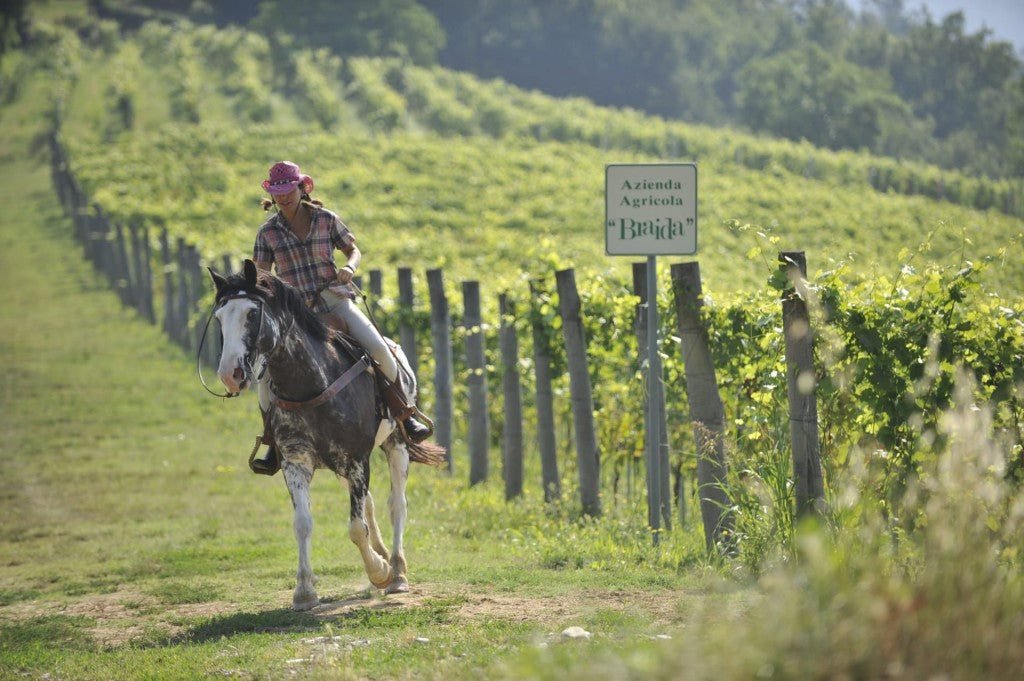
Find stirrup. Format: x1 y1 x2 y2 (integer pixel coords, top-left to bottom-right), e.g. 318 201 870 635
397 407 434 445
248 436 280 476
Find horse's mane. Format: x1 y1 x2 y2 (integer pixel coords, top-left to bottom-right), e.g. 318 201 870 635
219 269 330 345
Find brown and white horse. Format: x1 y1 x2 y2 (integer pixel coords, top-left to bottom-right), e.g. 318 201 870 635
209 260 439 609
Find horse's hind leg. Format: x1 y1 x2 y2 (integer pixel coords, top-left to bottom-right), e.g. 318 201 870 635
382 440 411 594
283 461 319 611
347 460 391 590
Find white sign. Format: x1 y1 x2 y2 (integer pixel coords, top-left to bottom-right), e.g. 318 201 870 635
605 162 697 256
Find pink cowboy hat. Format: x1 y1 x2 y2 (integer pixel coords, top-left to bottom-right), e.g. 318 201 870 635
262 161 314 195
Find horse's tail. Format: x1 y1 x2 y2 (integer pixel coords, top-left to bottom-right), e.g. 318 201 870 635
408 441 447 466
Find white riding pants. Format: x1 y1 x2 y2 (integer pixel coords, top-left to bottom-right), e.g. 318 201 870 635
320 289 399 383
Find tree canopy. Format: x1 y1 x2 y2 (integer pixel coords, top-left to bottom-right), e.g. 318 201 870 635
419 0 1024 178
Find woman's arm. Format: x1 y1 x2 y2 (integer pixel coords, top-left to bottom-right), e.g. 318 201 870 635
336 243 361 283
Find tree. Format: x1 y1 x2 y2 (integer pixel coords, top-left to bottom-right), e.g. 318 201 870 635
1 0 29 57
861 0 911 36
888 11 1017 140
250 0 444 64
797 0 854 53
736 42 908 151
1007 74 1024 176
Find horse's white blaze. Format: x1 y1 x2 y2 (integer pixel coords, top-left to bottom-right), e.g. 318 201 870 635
214 298 258 392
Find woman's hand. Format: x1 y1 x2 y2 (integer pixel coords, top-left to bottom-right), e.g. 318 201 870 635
336 264 355 284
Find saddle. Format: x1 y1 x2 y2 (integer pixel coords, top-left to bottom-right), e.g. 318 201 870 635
248 316 433 476
249 313 361 476
319 313 421 428
319 311 349 336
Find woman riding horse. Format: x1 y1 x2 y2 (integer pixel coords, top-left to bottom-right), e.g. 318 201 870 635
247 161 431 473
211 260 434 603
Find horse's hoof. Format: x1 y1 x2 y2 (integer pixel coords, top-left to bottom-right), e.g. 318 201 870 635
292 596 319 611
292 591 319 611
384 577 409 595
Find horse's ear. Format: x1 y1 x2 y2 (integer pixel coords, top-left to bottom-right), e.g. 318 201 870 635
208 267 227 298
244 259 258 287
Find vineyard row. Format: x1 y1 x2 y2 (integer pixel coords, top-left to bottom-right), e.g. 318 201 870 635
31 17 1024 220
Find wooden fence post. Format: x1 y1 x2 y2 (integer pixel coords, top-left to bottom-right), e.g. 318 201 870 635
529 279 560 502
187 246 213 366
128 223 145 317
175 238 191 351
463 281 490 485
368 268 384 335
93 206 115 284
49 133 69 215
555 268 602 517
671 261 732 553
499 293 523 500
74 183 89 250
81 196 95 265
779 251 826 517
160 229 176 340
426 268 454 470
140 226 155 323
369 268 382 297
114 222 131 305
188 245 201 357
397 267 418 377
74 187 91 258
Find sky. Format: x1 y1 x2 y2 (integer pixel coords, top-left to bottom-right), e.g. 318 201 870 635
854 0 1024 54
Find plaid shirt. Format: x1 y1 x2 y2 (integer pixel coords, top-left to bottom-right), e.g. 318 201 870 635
253 206 357 306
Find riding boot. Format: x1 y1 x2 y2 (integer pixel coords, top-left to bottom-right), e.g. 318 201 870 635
250 444 279 476
381 379 432 444
402 416 431 444
249 407 280 476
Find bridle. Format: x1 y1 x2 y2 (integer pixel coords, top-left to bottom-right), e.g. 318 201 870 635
198 284 372 412
197 290 288 399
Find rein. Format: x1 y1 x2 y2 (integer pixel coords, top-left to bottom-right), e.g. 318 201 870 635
257 278 374 411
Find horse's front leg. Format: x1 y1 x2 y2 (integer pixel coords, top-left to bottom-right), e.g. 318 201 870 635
335 473 389 561
347 460 391 590
283 460 319 611
383 440 411 594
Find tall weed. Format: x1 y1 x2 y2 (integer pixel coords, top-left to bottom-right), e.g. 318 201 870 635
711 374 1024 679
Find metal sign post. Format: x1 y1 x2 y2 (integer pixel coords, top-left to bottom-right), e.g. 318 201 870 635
606 163 697 542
